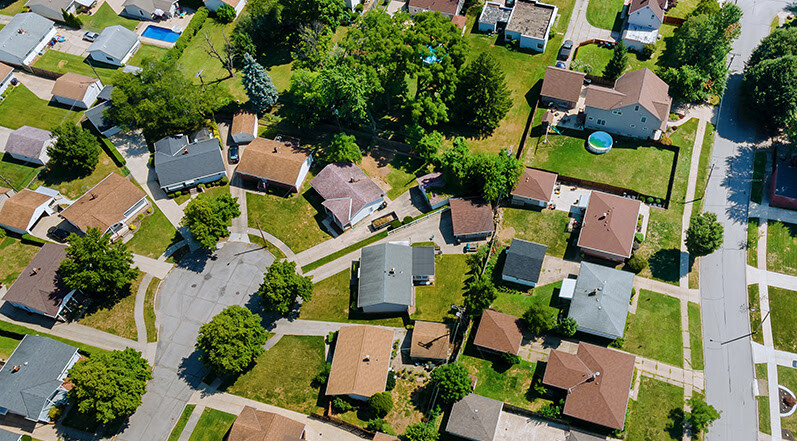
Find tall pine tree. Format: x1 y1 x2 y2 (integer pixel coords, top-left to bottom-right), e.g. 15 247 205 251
603 42 628 81
242 53 279 113
456 52 512 134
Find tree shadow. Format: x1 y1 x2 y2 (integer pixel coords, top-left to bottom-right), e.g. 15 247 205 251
721 142 756 224
175 248 212 272
667 407 686 439
648 248 680 283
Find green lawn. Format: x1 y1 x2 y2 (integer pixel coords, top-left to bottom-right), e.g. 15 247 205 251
623 290 683 366
688 302 703 371
573 25 676 76
301 231 387 273
248 234 287 260
412 255 469 322
0 0 26 15
766 221 797 276
186 408 237 441
625 377 684 441
32 149 125 199
0 84 82 130
144 276 160 343
0 334 20 360
779 366 797 436
0 236 42 286
460 354 545 409
78 273 143 340
0 154 41 193
129 44 169 66
167 404 196 441
748 284 764 345
769 286 797 352
81 3 139 32
126 202 179 258
178 17 245 100
748 218 759 268
227 335 325 414
585 0 623 30
491 281 561 318
527 109 676 199
501 207 573 258
694 123 715 206
756 364 770 435
33 50 120 84
300 269 406 327
386 155 425 200
751 151 767 204
0 320 110 358
666 0 700 18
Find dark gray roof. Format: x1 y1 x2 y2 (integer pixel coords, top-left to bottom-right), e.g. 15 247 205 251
446 394 503 441
154 136 226 188
85 101 116 134
568 262 634 339
98 84 113 101
0 429 20 441
0 335 78 421
0 13 54 60
358 243 413 309
568 430 606 441
5 126 51 159
412 246 435 277
502 239 546 284
88 25 139 60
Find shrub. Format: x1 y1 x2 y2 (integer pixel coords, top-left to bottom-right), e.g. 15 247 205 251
220 176 229 185
389 219 402 229
557 317 578 337
326 330 338 344
48 405 63 421
660 134 673 146
646 196 654 203
609 337 625 349
129 224 137 231
634 232 644 243
313 362 331 386
500 352 521 366
402 216 413 225
640 43 655 60
0 227 5 240
368 392 394 418
21 436 32 441
538 402 562 418
386 370 396 391
147 207 153 214
522 303 557 335
429 363 471 404
366 418 393 434
627 254 648 273
331 397 353 413
215 4 236 23
655 198 662 204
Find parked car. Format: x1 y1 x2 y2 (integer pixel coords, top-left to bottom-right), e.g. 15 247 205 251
48 227 70 242
558 40 573 61
82 32 99 42
555 61 567 69
228 145 239 164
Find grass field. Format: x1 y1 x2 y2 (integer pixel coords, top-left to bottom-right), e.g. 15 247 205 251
167 404 196 441
623 290 682 367
81 3 139 32
491 281 562 318
0 154 41 190
178 17 245 100
688 302 703 371
32 149 124 199
756 364 770 435
779 366 797 436
748 218 759 267
666 0 700 18
228 335 325 414
694 123 715 205
129 44 170 66
248 234 287 260
501 207 573 258
769 286 797 352
144 276 160 343
460 354 545 409
385 155 425 200
572 25 676 76
0 236 42 286
748 284 764 345
585 0 624 30
79 273 143 340
766 221 797 276
33 50 120 83
0 84 81 130
412 255 469 322
0 334 20 360
0 0 25 15
625 377 684 441
186 408 237 441
126 202 179 258
751 151 767 204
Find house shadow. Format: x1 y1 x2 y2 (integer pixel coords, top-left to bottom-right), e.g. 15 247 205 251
0 302 57 329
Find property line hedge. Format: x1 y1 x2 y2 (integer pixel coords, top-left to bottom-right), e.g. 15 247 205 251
101 138 127 166
163 7 209 64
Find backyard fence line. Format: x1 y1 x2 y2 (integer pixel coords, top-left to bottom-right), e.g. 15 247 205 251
309 413 375 439
14 63 64 81
501 402 573 428
387 206 449 236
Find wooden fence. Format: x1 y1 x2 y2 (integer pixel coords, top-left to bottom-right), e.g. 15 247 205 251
663 15 686 25
501 402 572 427
15 64 64 80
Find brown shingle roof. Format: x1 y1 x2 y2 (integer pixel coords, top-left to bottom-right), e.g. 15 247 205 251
60 173 146 233
2 243 72 318
511 168 557 203
473 309 523 355
0 189 51 231
231 111 257 136
228 406 306 441
0 62 12 81
449 198 494 237
236 138 312 188
410 321 451 361
541 66 585 104
577 191 641 259
310 163 384 227
326 325 393 397
585 69 672 130
542 343 635 430
51 72 100 102
409 0 459 15
629 0 666 20
373 433 401 441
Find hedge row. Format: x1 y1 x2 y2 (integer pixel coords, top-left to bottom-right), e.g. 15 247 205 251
101 138 126 166
163 7 209 64
21 233 46 246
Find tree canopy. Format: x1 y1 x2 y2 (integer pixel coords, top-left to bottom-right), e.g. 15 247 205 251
325 133 362 163
256 260 313 315
242 53 279 113
455 52 512 134
60 228 139 298
522 303 557 335
413 130 443 163
464 273 497 314
685 212 724 257
685 396 721 433
47 123 100 177
437 138 522 203
742 27 797 131
183 194 241 249
603 42 628 81
429 363 472 404
68 348 152 424
196 305 269 375
367 392 394 417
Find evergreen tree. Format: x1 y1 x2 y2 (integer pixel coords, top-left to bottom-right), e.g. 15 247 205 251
685 212 724 257
456 52 512 134
242 53 279 113
603 42 628 81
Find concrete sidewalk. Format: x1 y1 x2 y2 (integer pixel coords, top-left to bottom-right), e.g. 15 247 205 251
133 253 174 279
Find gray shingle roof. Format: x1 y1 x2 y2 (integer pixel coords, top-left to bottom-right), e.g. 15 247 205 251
446 394 503 441
85 101 116 134
0 13 54 60
122 0 174 13
358 243 413 309
98 84 113 101
411 246 435 277
89 25 139 60
568 430 607 441
5 126 51 159
502 239 546 284
0 335 78 421
567 262 634 340
154 136 226 188
0 429 20 441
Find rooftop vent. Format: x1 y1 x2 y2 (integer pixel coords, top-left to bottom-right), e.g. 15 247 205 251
31 267 39 275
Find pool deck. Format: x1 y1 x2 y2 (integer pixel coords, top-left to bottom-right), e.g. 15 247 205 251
135 8 195 48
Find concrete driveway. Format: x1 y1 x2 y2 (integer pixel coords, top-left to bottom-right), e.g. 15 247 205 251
50 27 93 56
118 242 274 441
495 412 568 441
0 126 14 153
13 72 55 101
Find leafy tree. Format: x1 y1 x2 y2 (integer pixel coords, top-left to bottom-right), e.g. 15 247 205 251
747 27 797 67
557 317 578 337
368 392 394 417
456 52 512 134
326 133 362 163
68 348 152 424
742 54 797 131
472 150 523 203
500 352 520 366
183 194 241 249
685 396 721 433
659 64 712 103
289 63 375 128
293 22 333 69
464 273 496 314
332 397 353 412
603 42 628 81
522 303 557 335
215 4 236 23
414 131 443 163
313 362 331 386
685 212 724 257
256 260 313 315
283 0 345 29
47 123 101 177
429 363 471 404
689 0 720 17
62 9 83 28
60 228 139 298
196 305 269 375
438 137 474 182
366 418 393 434
231 31 256 59
242 53 279 113
627 254 649 273
403 421 439 441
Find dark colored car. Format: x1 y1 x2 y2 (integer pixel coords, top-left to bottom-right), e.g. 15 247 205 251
558 40 574 61
555 61 567 69
229 145 239 164
48 227 70 242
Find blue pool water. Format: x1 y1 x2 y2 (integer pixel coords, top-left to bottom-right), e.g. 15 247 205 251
142 25 181 43
586 131 613 154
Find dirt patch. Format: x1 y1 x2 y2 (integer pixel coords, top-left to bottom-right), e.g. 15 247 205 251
387 378 426 434
360 149 396 194
497 226 516 243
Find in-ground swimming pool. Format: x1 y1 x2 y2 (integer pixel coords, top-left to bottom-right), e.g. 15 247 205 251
586 131 613 154
142 25 181 43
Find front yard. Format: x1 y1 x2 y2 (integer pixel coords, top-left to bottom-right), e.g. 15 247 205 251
33 50 120 83
625 376 684 441
125 202 179 259
585 0 624 31
0 236 42 285
769 286 797 353
779 366 797 436
0 84 82 130
186 408 237 441
491 281 562 318
688 302 703 371
78 272 144 340
412 255 469 322
501 207 573 259
766 220 797 276
622 290 682 367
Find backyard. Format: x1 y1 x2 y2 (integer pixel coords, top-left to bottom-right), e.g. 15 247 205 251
766 220 797 276
0 154 40 192
186 408 237 441
0 236 42 285
0 0 25 15
459 353 547 410
361 150 426 201
0 84 82 130
688 302 703 371
336 376 427 434
81 3 139 32
780 366 797 435
501 207 573 259
178 17 245 100
412 255 469 322
769 287 797 353
585 0 624 31
33 50 120 83
623 290 682 367
78 273 144 340
32 149 125 199
625 377 684 441
491 281 562 318
572 25 676 76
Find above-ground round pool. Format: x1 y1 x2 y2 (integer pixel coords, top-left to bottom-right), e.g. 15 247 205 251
586 131 613 154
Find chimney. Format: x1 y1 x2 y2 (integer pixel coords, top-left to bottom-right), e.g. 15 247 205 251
11 365 19 372
364 355 370 362
31 267 39 275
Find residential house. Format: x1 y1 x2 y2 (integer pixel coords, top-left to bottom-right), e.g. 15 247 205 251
473 309 523 355
410 321 451 362
408 0 463 19
97 84 113 102
85 101 120 137
0 63 15 95
51 73 102 109
26 0 94 23
326 325 393 401
577 191 642 261
415 171 450 210
0 188 58 235
230 110 257 144
543 342 635 430
0 13 56 66
584 68 672 139
0 429 21 441
60 173 148 238
510 167 558 208
449 198 494 242
2 243 78 321
445 394 503 441
501 239 547 288
0 335 80 422
357 243 436 313
204 0 246 17
412 246 435 284
341 0 360 12
236 137 313 193
567 262 634 340
228 406 306 441
153 133 227 193
87 25 141 67
503 0 558 52
622 0 667 51
540 66 586 109
477 1 512 33
310 163 384 231
770 156 797 210
4 126 53 166
122 0 177 19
